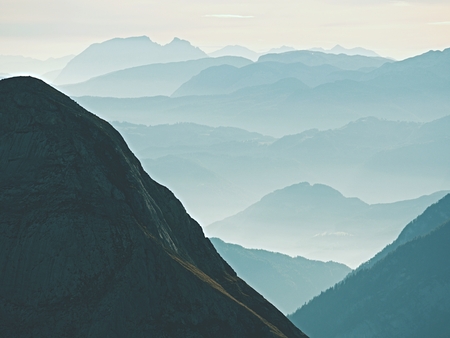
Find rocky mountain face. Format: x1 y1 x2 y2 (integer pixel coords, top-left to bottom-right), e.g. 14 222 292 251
0 77 306 337
288 194 450 338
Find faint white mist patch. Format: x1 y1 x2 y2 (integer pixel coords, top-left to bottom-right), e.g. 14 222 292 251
203 14 254 19
312 232 354 238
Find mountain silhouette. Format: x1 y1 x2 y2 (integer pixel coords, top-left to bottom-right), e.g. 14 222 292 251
111 122 274 224
208 46 296 61
73 115 450 222
358 193 450 271
210 238 351 315
73 48 450 136
60 56 252 98
310 45 380 57
258 50 391 70
267 46 296 54
54 36 208 85
140 155 257 225
209 45 262 61
0 76 306 337
171 62 333 97
206 183 448 267
289 194 450 338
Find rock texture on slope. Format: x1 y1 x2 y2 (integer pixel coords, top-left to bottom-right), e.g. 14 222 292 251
0 77 306 338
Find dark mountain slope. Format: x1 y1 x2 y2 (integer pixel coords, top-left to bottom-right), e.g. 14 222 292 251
210 238 351 315
289 197 450 338
0 77 306 337
359 193 450 271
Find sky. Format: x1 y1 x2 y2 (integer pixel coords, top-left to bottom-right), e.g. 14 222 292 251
1 0 449 60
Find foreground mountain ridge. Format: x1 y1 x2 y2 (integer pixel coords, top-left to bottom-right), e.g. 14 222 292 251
358 193 450 271
0 76 306 337
289 194 450 337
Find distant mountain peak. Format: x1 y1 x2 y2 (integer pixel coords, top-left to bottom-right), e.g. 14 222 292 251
105 35 155 44
54 36 208 84
167 37 190 45
267 46 296 54
208 45 260 61
310 45 380 57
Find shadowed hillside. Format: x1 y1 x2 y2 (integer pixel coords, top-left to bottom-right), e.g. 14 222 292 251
289 194 450 338
0 76 306 338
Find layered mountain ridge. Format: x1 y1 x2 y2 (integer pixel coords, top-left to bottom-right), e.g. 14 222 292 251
206 182 448 267
54 36 208 85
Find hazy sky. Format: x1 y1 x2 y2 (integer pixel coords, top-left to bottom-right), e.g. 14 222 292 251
1 0 449 60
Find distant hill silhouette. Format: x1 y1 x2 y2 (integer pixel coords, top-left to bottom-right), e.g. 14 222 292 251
369 47 450 80
267 46 296 54
140 155 258 225
54 36 208 84
171 62 335 97
112 121 274 156
289 194 450 338
0 76 306 337
258 50 391 70
310 45 380 57
208 45 296 61
209 45 261 61
206 182 449 267
73 116 450 222
73 48 450 136
210 238 351 314
111 121 274 224
60 56 252 97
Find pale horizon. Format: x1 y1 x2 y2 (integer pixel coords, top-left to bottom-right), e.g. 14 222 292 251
1 0 450 60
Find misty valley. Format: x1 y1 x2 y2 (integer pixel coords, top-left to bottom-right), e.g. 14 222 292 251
1 36 450 337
